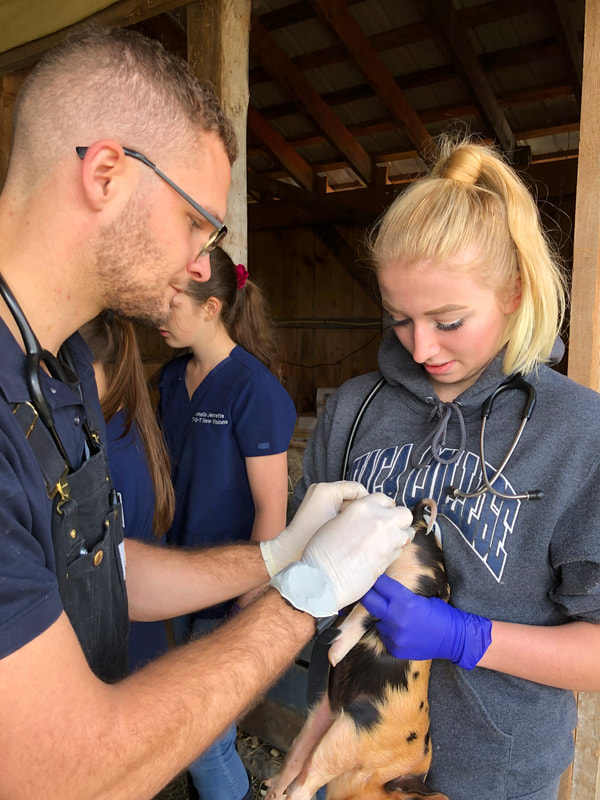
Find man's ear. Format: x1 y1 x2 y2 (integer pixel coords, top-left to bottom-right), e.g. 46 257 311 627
77 141 132 211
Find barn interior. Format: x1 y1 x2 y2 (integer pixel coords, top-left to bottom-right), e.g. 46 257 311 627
0 2 596 798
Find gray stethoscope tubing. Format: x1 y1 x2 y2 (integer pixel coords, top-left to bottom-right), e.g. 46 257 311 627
341 373 543 502
447 373 543 501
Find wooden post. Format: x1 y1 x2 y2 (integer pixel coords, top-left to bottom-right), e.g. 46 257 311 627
564 0 600 798
0 69 28 187
187 0 251 266
569 0 600 388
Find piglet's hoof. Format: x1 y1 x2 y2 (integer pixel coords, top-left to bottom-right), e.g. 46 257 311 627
263 776 288 800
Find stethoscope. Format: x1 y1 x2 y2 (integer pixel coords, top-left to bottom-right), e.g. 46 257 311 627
0 274 99 471
341 373 543 502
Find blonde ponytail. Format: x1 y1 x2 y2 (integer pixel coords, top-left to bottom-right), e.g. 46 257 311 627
368 134 566 375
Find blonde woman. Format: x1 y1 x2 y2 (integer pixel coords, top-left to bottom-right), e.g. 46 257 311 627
293 136 600 800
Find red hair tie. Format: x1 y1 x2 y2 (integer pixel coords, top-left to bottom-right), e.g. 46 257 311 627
236 263 249 290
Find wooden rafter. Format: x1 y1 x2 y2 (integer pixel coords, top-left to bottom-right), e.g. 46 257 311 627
307 0 432 158
259 0 543 37
251 0 545 84
253 85 576 162
425 0 515 154
249 16 373 185
256 39 564 127
247 106 315 192
247 171 359 223
549 0 583 105
254 128 579 187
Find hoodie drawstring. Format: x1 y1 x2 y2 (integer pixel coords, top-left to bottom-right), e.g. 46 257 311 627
410 398 467 469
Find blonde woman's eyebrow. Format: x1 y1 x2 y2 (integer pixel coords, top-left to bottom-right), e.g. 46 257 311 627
424 304 468 316
383 303 468 317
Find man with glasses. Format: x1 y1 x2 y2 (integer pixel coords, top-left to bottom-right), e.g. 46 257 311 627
0 25 416 799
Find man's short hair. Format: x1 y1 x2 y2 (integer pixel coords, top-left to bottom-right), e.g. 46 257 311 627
9 25 237 183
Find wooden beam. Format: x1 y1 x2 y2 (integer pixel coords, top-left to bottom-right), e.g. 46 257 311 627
569 693 600 799
549 0 583 105
247 106 315 191
252 0 544 79
456 0 544 27
248 156 577 231
257 40 565 126
308 0 432 157
258 0 545 36
246 171 360 224
249 23 440 86
250 16 373 185
187 0 251 265
568 0 600 391
133 11 187 58
269 91 574 159
0 0 187 73
566 2 600 792
425 0 515 154
515 121 579 143
0 69 28 187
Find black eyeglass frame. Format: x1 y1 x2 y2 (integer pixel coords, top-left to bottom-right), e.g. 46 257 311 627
76 145 227 258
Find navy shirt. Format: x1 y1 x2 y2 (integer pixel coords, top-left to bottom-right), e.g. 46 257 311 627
105 411 168 671
159 346 296 550
0 320 105 659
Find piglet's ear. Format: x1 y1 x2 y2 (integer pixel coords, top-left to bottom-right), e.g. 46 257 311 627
384 773 450 799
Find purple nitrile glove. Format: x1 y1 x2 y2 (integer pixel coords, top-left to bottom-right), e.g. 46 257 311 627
362 574 492 670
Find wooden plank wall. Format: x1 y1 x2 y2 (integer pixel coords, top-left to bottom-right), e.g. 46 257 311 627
249 224 383 415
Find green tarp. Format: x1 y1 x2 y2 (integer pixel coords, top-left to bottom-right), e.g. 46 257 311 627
0 0 117 54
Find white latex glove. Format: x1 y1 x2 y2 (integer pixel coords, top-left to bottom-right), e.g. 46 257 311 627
270 493 414 618
260 481 368 577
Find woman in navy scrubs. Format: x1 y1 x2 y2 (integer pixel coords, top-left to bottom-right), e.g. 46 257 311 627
158 248 297 800
81 313 176 672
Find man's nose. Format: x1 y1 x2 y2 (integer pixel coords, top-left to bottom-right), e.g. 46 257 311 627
187 253 211 282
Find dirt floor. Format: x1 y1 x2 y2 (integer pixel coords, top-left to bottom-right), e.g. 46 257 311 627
153 731 285 800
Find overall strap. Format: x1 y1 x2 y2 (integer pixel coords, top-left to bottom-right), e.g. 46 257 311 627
12 402 70 509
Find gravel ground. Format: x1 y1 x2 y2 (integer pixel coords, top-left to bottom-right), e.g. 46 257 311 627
152 731 285 800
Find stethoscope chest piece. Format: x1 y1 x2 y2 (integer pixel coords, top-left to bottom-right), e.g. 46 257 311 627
447 374 543 502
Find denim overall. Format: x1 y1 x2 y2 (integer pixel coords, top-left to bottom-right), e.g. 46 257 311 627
13 388 129 683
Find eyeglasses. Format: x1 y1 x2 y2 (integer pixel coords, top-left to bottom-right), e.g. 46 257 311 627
76 145 227 258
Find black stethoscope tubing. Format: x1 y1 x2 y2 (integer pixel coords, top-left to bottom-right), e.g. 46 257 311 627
341 373 543 502
341 376 386 479
0 275 99 471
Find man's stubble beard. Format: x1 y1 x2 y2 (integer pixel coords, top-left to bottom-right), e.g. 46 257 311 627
94 197 173 328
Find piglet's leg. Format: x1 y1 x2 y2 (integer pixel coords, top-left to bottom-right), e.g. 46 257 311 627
328 604 370 667
283 710 371 800
264 695 335 800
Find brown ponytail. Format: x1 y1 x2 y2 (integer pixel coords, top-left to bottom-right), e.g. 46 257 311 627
185 247 283 378
80 313 175 537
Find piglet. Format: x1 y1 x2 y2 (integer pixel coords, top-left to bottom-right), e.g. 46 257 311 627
264 499 450 800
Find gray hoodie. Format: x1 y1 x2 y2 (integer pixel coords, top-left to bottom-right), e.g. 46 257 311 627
293 332 600 799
